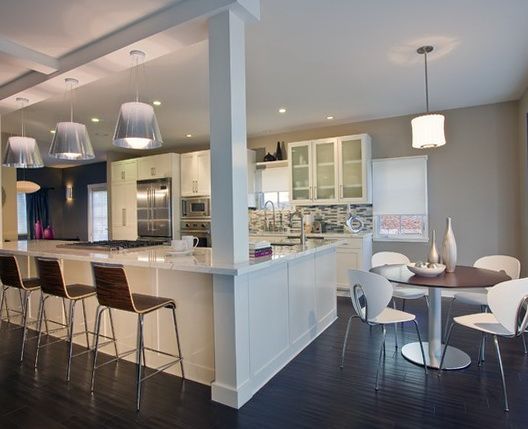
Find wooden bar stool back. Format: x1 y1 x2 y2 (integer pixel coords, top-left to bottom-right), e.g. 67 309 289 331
34 257 98 380
0 254 42 361
91 263 184 411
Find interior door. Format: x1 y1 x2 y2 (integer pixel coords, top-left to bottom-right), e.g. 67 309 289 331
196 151 211 196
313 139 338 202
88 184 108 241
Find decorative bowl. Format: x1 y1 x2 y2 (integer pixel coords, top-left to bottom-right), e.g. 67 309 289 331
407 262 446 277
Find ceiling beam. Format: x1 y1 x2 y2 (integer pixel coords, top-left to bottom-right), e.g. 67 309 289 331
0 37 59 74
0 0 260 101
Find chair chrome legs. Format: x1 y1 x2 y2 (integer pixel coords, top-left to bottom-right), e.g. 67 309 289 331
90 305 105 392
0 285 7 327
439 322 455 372
493 335 509 412
136 314 145 411
19 290 31 362
392 300 398 349
81 299 90 349
34 294 49 369
522 333 527 355
412 319 427 375
171 305 185 379
340 315 357 368
66 300 77 381
443 298 455 342
375 326 387 391
108 308 119 358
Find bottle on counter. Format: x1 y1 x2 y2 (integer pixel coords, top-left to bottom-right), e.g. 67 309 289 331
275 141 283 160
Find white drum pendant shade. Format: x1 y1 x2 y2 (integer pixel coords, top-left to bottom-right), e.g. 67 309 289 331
411 114 446 149
16 180 40 193
3 136 44 168
49 122 95 160
113 101 163 149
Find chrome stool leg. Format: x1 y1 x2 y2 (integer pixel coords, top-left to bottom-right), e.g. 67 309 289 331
66 300 77 381
81 299 90 349
0 285 7 327
522 333 527 355
136 314 145 411
20 290 32 362
493 335 509 412
392 300 398 349
108 308 119 358
34 294 50 369
90 305 105 392
171 305 185 379
375 325 387 391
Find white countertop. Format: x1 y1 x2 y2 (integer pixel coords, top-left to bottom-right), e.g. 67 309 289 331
0 240 342 276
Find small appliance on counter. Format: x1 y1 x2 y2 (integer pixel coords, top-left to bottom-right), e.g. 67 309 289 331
312 220 327 234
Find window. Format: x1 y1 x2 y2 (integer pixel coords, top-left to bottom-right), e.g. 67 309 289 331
258 191 290 210
372 156 428 242
17 193 28 236
88 184 108 242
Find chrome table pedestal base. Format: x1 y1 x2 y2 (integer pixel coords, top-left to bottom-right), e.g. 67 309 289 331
402 341 471 370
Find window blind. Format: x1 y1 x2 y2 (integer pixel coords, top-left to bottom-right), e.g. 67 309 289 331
372 156 428 215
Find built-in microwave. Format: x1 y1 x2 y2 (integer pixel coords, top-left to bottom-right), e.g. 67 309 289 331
181 197 210 218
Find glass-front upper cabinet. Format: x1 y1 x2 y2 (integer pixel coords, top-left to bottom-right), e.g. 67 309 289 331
313 139 338 202
289 142 312 203
337 134 372 203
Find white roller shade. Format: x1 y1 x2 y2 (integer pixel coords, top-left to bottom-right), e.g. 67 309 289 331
261 166 289 192
372 156 428 215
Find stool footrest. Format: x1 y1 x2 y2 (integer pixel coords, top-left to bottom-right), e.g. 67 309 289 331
93 348 137 369
140 357 183 383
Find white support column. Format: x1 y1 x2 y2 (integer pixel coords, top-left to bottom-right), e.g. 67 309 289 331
208 2 259 409
208 8 250 265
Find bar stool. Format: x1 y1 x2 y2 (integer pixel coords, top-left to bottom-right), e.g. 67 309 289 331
0 254 45 361
34 257 99 381
90 263 184 411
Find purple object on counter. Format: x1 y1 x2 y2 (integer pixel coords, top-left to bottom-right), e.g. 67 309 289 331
43 226 54 240
34 220 43 239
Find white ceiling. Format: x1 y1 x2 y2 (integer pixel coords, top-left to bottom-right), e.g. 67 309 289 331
2 0 528 166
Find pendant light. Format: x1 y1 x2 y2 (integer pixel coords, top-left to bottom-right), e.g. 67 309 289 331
411 46 446 149
16 180 40 193
113 50 163 150
3 97 44 168
49 78 95 160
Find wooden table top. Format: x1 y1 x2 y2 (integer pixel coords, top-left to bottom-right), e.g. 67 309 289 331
370 264 511 288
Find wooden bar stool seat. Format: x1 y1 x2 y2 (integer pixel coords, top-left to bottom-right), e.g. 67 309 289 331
0 254 47 362
90 263 184 411
34 258 98 381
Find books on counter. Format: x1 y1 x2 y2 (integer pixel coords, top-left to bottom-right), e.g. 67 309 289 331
249 241 272 259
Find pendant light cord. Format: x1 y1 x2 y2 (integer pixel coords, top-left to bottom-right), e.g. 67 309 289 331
135 54 140 103
424 50 429 113
70 80 74 122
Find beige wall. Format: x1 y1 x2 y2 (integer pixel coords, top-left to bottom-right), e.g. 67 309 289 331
248 102 521 265
518 89 528 271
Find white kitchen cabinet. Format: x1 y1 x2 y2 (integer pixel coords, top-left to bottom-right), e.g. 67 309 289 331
111 182 137 240
137 154 173 180
335 235 372 291
337 134 372 203
180 150 211 197
288 134 371 205
111 159 137 183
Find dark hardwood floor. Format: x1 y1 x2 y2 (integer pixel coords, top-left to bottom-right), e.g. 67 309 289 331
1 297 527 428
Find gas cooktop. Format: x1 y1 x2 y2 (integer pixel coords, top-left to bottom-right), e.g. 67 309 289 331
60 240 167 251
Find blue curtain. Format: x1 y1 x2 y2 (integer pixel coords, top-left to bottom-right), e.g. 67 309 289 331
27 189 50 239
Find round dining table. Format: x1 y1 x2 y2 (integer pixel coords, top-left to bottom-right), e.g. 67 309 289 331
370 264 510 370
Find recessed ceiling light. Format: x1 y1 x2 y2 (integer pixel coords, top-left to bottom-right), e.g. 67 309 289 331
278 107 286 114
326 116 334 120
91 117 100 123
186 134 192 138
50 130 56 134
152 100 162 106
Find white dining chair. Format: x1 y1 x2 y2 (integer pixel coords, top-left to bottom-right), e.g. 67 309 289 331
340 269 427 390
371 252 428 348
441 278 528 411
444 255 524 361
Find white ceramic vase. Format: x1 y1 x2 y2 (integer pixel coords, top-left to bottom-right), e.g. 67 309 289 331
427 229 439 264
441 217 457 273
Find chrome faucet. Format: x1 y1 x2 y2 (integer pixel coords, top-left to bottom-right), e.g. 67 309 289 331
290 209 306 245
263 200 276 232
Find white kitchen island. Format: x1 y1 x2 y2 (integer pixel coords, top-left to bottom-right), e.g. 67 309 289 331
0 239 339 408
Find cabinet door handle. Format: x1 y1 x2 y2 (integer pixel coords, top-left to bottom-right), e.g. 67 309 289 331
122 208 126 226
121 171 125 180
340 185 343 199
314 186 317 200
151 167 156 176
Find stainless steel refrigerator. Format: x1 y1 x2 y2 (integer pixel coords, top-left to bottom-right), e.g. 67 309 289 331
137 178 172 239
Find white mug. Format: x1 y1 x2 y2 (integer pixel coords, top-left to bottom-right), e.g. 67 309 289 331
171 239 189 251
182 235 199 249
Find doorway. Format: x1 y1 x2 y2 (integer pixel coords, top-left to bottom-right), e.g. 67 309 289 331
88 183 108 241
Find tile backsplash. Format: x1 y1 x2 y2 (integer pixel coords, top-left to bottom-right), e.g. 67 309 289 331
249 204 372 233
